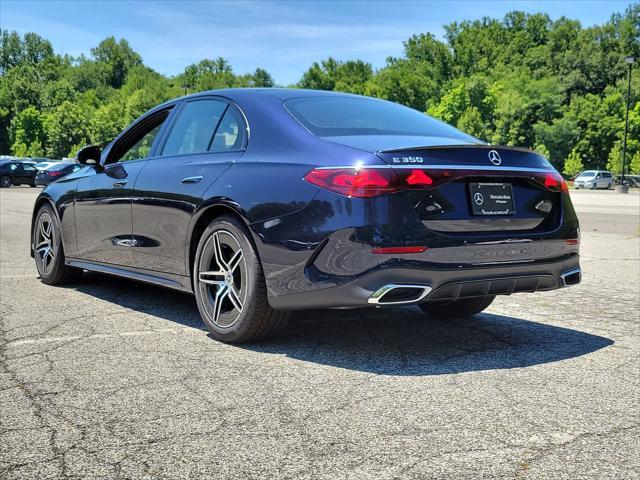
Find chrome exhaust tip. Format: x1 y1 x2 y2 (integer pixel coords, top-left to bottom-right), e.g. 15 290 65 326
560 268 582 287
368 284 432 305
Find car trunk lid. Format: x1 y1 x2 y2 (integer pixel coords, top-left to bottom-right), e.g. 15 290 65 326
377 145 563 234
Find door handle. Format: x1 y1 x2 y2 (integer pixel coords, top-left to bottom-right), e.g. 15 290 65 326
181 176 203 184
112 179 128 188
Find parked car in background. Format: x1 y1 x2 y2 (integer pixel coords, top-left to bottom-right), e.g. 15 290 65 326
35 161 61 173
0 160 37 187
35 163 83 186
573 170 613 189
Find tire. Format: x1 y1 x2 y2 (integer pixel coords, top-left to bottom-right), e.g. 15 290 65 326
608 182 613 190
590 182 596 190
33 204 83 285
30 182 37 188
0 175 12 188
419 296 495 319
193 215 289 343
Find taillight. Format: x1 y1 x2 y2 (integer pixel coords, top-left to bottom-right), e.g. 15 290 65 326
48 170 63 177
303 168 402 197
543 172 568 192
405 169 433 186
304 167 443 198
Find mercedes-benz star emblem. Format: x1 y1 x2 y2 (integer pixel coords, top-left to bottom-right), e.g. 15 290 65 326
473 192 484 205
488 149 502 166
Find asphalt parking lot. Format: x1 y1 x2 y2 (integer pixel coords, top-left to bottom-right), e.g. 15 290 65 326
1 187 638 479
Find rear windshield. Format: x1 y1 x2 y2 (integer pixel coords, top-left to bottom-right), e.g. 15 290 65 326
284 96 474 139
579 171 596 178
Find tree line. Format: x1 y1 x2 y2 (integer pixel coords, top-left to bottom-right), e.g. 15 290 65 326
1 4 638 176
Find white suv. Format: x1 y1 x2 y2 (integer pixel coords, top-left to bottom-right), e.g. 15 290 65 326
574 170 614 190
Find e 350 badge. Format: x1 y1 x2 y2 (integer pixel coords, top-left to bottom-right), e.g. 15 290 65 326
391 156 424 163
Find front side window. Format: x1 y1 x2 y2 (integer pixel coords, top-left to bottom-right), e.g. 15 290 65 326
162 100 228 156
107 109 171 164
284 96 476 140
119 122 164 162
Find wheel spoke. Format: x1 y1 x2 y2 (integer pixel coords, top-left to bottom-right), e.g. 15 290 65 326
228 285 243 313
39 221 49 241
228 250 243 275
212 284 229 325
212 233 229 270
199 270 226 285
36 241 49 253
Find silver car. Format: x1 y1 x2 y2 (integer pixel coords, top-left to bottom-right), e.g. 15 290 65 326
574 170 614 189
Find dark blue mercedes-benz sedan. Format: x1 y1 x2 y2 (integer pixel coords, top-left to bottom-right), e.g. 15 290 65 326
31 88 581 342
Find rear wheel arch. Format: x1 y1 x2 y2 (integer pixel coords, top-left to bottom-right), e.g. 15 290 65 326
187 203 255 282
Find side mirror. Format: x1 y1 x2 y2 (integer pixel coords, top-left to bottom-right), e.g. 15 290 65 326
76 145 102 166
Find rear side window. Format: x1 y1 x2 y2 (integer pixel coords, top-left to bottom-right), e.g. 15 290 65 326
284 96 475 140
162 100 227 156
602 172 612 178
211 106 246 151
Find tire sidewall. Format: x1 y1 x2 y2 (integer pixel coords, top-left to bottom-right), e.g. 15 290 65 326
193 216 261 342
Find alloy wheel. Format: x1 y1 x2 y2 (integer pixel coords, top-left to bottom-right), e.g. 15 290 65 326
0 176 11 188
35 212 56 276
197 230 247 328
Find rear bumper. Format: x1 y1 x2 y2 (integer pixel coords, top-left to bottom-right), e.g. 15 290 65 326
254 180 580 310
35 177 52 186
268 254 581 309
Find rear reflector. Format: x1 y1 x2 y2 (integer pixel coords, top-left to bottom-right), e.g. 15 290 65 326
371 246 428 254
564 239 580 245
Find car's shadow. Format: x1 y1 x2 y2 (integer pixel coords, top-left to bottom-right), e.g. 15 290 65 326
73 272 614 376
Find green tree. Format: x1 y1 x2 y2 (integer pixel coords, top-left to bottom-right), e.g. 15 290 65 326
250 68 275 87
563 148 584 177
533 143 550 159
91 37 142 88
631 150 640 174
44 100 91 158
9 105 46 156
299 58 373 94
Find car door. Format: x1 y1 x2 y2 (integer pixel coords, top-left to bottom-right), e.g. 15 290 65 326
20 163 37 184
594 172 602 188
10 163 25 184
73 107 173 266
131 98 247 275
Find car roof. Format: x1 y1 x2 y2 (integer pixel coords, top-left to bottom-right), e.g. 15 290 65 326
155 88 367 110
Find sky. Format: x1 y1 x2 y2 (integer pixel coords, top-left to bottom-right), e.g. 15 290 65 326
0 0 634 85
